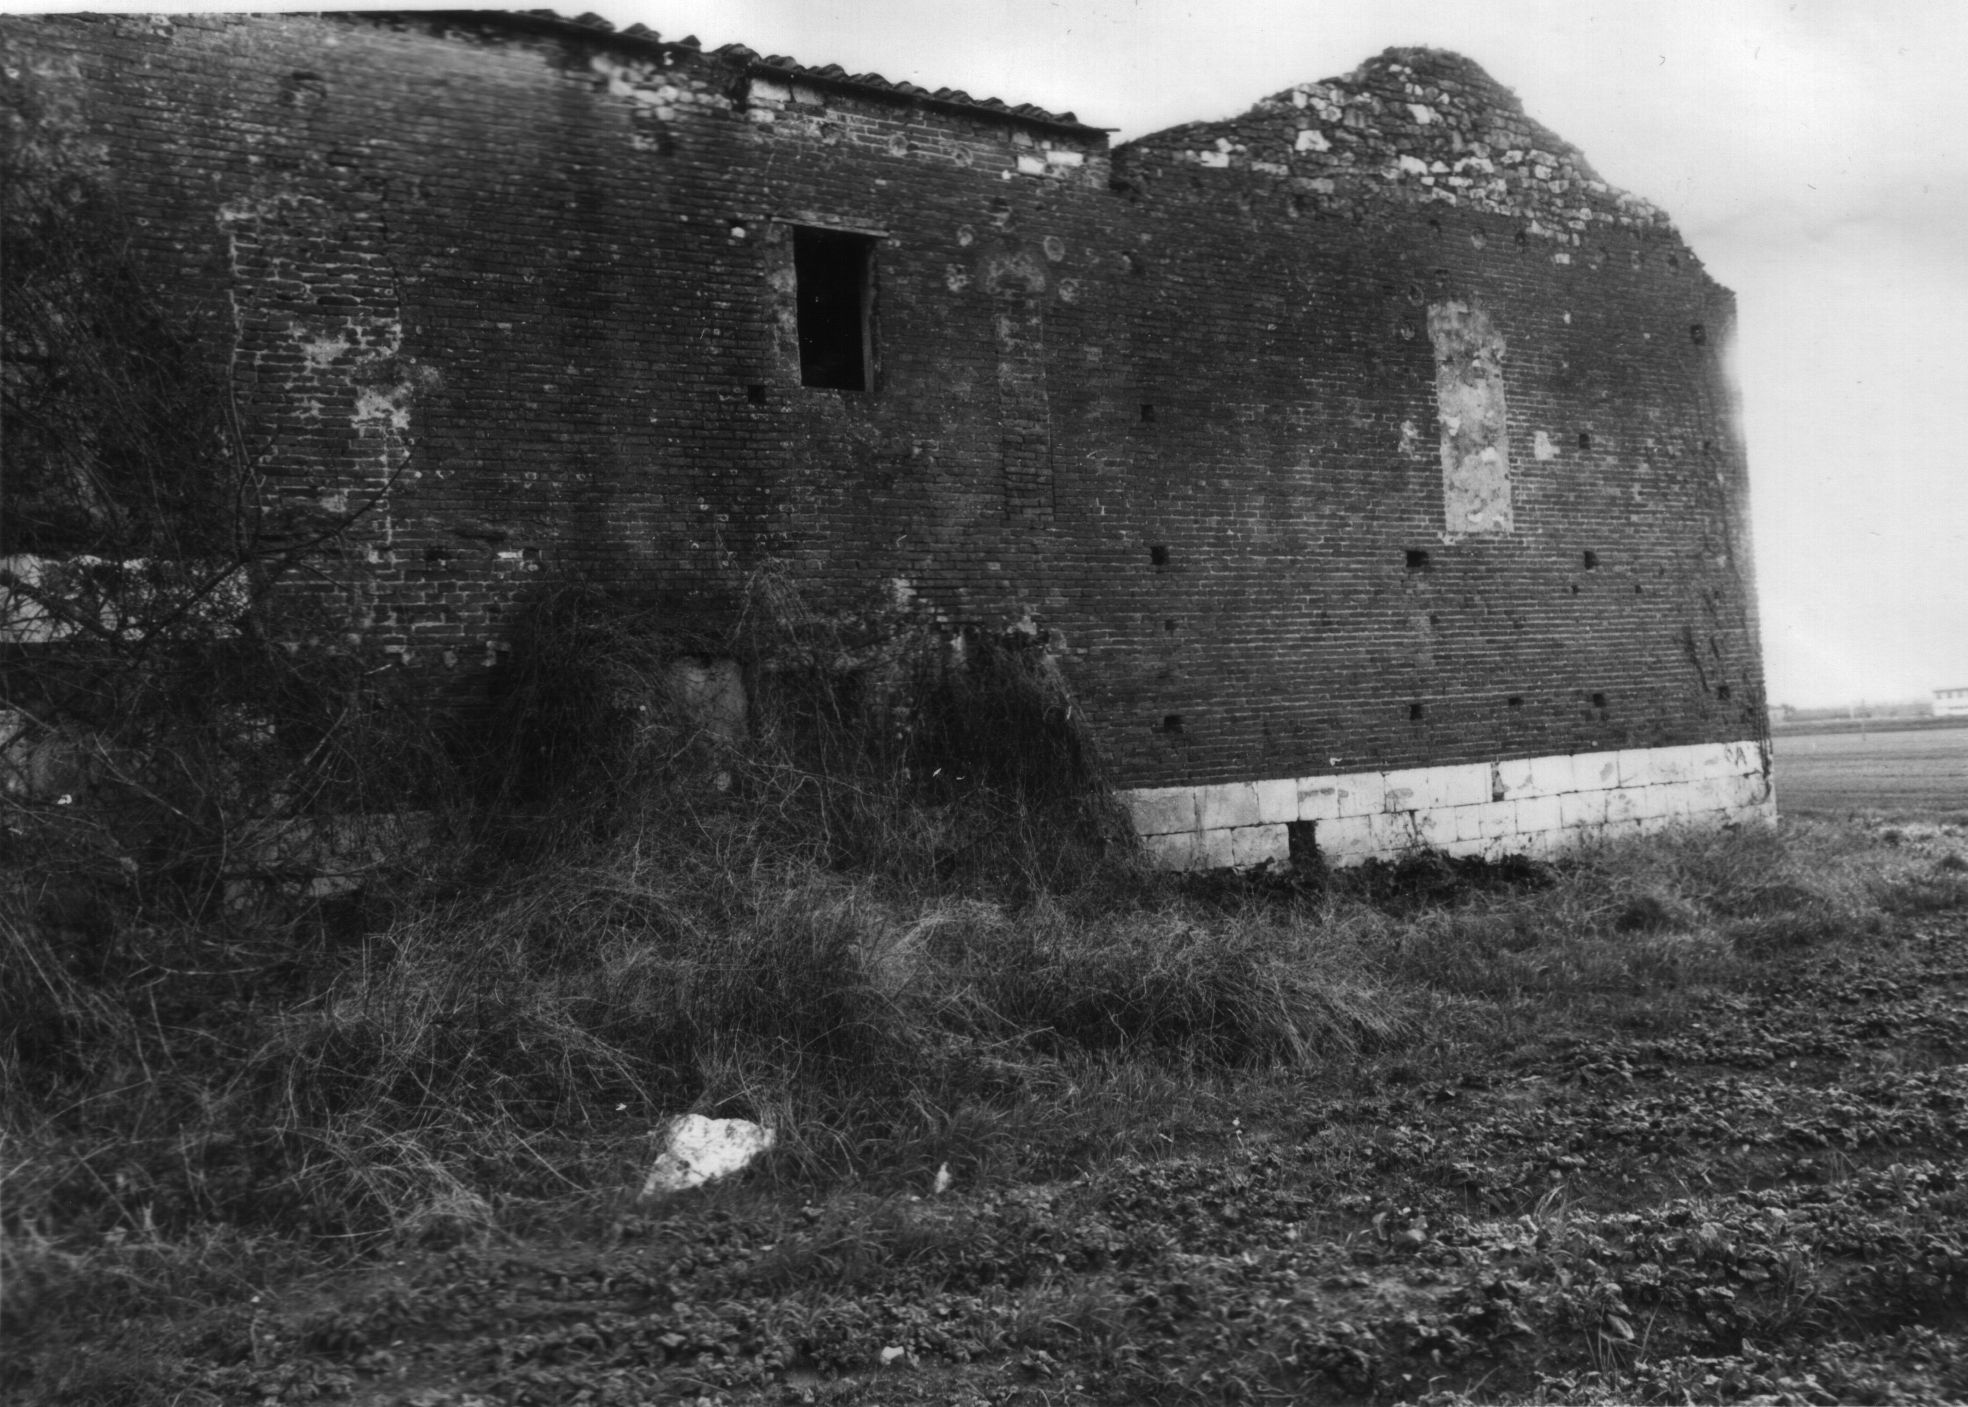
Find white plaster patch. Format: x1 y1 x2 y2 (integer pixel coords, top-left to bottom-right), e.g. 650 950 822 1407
1534 430 1558 461
301 332 349 369
1294 128 1331 153
354 385 412 429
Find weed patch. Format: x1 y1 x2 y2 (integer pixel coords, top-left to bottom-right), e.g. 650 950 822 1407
9 579 1968 1402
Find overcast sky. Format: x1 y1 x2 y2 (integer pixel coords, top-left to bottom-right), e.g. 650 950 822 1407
28 0 1968 709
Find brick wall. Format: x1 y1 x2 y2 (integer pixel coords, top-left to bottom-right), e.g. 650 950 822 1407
2 17 1767 804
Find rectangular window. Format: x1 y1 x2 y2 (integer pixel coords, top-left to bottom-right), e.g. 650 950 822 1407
793 226 875 390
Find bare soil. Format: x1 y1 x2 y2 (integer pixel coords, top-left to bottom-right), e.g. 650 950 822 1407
45 911 1968 1405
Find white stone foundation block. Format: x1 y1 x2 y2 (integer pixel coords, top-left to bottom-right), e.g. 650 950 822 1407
1126 786 1198 836
1382 761 1491 812
1559 788 1609 829
1572 750 1622 792
1118 739 1772 871
1495 752 1574 800
1198 827 1239 870
1230 823 1290 869
1255 776 1299 824
1653 780 1696 817
1197 781 1261 831
1710 741 1761 779
1453 799 1517 841
1296 778 1348 822
1398 807 1451 850
1317 813 1381 861
1332 771 1385 818
1603 786 1644 824
1514 793 1564 834
1142 831 1202 870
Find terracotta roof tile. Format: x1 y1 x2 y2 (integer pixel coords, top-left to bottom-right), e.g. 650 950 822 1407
448 10 1103 134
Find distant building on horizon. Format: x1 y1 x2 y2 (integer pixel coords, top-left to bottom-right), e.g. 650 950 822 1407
1936 688 1968 719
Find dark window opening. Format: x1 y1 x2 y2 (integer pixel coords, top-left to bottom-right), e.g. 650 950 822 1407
1163 618 1178 634
1149 544 1170 567
1409 702 1424 722
1582 550 1599 570
1591 692 1608 709
1578 431 1592 450
794 226 875 390
1160 714 1184 735
1507 695 1524 709
746 383 768 405
1689 322 1706 346
1140 403 1156 423
1405 548 1431 572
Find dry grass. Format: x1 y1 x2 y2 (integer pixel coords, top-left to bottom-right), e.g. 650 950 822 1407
7 586 1967 1380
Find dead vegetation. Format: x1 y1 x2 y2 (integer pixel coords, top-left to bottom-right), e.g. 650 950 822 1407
6 589 1968 1403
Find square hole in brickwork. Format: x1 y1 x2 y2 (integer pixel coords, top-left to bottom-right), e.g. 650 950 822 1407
794 226 876 391
1578 431 1592 450
1591 692 1608 709
1163 618 1178 634
1140 403 1156 423
1405 548 1430 572
1150 544 1170 568
1159 714 1184 735
1582 550 1599 570
1409 702 1425 722
747 383 768 405
1689 322 1706 346
1717 684 1732 702
1507 695 1524 709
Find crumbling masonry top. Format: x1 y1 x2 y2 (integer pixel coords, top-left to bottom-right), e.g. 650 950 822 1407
1115 46 1677 242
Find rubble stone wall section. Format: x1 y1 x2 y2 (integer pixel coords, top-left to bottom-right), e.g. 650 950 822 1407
1123 739 1775 869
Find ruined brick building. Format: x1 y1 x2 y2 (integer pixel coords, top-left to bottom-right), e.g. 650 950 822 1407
1 11 1772 865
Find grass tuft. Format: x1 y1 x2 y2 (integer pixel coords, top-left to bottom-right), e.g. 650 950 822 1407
9 594 1967 1394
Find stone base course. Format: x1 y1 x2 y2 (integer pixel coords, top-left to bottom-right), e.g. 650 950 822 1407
1124 740 1774 870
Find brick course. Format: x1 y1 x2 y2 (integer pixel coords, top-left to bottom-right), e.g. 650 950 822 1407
2 15 1769 847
